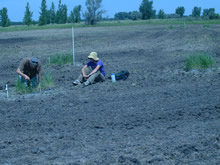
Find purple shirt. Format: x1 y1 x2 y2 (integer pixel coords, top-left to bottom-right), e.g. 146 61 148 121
87 60 106 76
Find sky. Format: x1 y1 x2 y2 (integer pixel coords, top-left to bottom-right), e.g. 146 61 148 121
0 0 219 22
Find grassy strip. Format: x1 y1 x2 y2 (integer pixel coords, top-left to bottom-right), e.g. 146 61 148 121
185 52 216 71
0 19 220 32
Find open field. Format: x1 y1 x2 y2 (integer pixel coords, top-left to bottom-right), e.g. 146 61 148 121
0 24 220 164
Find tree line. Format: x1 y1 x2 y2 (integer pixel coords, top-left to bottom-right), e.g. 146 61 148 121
115 0 220 20
24 0 82 26
0 0 94 27
0 0 220 27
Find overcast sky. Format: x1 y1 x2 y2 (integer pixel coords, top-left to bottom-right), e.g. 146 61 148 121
0 0 219 22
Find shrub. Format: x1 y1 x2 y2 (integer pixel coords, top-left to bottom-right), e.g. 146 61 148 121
185 53 216 71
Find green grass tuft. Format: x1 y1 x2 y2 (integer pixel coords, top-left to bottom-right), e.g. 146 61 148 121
185 52 216 71
203 24 210 28
168 25 174 29
40 72 54 89
50 53 73 65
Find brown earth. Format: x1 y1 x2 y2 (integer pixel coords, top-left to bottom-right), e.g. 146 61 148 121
0 24 220 164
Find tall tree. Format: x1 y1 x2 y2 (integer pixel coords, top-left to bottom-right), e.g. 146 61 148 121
176 6 185 17
39 0 48 26
56 0 68 24
139 0 156 19
23 2 33 26
69 5 81 23
203 8 218 19
192 7 201 17
158 9 165 19
0 7 10 27
84 0 105 25
49 2 56 24
55 0 62 23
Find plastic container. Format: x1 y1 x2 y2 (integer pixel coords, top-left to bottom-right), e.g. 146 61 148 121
111 73 116 82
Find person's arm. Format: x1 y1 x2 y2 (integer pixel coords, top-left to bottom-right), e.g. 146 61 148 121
87 65 101 77
16 68 30 81
81 65 88 78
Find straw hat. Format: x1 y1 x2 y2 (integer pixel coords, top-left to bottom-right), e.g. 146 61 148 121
88 52 99 61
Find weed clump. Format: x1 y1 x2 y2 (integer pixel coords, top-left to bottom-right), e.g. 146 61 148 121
185 52 216 71
50 53 73 65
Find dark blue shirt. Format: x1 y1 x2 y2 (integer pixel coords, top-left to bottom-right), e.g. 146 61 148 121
87 60 106 76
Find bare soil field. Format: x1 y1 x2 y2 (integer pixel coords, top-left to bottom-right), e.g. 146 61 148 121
0 24 220 164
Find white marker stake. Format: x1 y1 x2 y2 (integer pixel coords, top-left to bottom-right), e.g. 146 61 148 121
48 56 51 65
72 26 75 66
5 84 8 98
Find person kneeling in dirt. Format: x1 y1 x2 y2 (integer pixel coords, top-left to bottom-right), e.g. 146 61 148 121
16 57 42 88
73 52 105 86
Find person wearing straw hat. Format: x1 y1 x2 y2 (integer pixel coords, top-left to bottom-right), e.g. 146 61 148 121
73 52 105 86
16 57 42 88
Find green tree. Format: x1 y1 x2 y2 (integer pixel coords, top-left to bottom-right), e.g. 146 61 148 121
23 2 33 26
203 8 218 19
203 9 209 18
130 11 141 20
176 6 185 17
139 0 156 19
69 5 81 23
56 0 68 24
84 0 105 25
114 12 129 20
192 7 201 17
39 0 48 26
158 9 165 19
49 2 56 24
0 7 10 27
56 0 62 23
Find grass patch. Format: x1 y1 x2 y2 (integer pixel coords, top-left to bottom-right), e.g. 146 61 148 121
50 53 73 65
40 72 54 89
15 78 36 94
203 24 210 28
168 25 174 29
15 72 54 94
185 52 216 71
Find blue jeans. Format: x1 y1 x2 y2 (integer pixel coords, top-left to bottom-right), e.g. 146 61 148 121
19 75 38 88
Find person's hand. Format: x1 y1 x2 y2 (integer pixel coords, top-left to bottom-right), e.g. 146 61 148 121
24 75 30 81
83 74 89 80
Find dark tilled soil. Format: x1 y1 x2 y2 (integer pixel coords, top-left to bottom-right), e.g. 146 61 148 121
0 25 220 164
